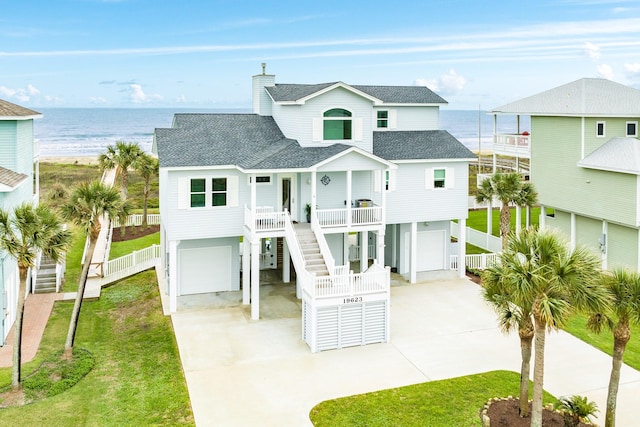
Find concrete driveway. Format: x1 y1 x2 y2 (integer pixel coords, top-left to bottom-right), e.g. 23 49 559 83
171 273 640 426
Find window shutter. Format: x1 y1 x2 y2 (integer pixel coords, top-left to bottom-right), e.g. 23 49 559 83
178 177 190 209
389 109 397 129
374 170 381 192
312 118 322 142
227 175 239 207
425 168 434 190
354 118 363 141
388 169 396 191
446 167 455 189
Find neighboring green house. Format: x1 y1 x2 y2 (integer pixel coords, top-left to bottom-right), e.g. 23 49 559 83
0 99 41 344
490 78 640 271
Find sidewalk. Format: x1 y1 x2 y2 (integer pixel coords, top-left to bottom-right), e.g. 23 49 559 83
0 293 61 367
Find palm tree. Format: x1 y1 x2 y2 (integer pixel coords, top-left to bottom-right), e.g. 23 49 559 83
475 172 538 249
482 252 536 417
0 203 70 389
98 141 144 201
61 180 129 357
505 228 609 427
133 153 158 228
587 268 640 427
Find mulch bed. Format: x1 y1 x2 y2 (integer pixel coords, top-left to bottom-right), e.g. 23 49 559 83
486 398 592 427
111 224 160 242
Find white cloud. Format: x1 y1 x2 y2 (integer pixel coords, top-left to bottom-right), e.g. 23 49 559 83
89 96 108 104
128 84 163 104
624 63 640 76
415 69 466 95
596 64 614 79
0 84 40 102
583 42 601 60
175 95 187 103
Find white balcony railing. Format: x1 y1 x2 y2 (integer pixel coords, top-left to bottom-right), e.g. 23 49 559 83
244 206 288 232
303 264 390 299
316 206 382 228
493 133 531 156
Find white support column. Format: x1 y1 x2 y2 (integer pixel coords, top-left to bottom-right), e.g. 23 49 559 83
376 230 385 267
515 205 522 237
250 173 256 211
346 170 352 227
380 167 387 225
283 238 290 283
360 231 368 272
242 238 251 304
343 233 350 265
391 224 397 269
311 171 317 223
601 220 608 270
410 222 417 284
637 229 640 272
169 240 178 313
250 239 260 320
526 206 531 228
458 218 467 278
540 205 546 229
487 201 493 237
570 213 576 250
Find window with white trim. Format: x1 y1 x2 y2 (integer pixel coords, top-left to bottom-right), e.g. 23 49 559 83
596 121 605 137
377 111 388 129
190 178 206 207
425 167 454 190
323 108 352 140
626 121 638 137
248 175 272 185
434 169 446 188
211 178 227 206
180 175 238 209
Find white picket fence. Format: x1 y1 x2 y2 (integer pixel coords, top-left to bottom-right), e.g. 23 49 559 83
112 214 160 228
450 221 502 253
93 244 161 287
450 253 499 271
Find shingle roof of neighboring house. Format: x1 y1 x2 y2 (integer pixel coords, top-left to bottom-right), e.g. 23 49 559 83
266 83 447 104
577 137 640 175
0 166 28 189
373 130 475 161
490 78 640 117
0 99 41 118
155 114 352 169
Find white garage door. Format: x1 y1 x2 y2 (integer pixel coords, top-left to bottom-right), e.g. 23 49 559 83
179 246 232 295
417 230 446 271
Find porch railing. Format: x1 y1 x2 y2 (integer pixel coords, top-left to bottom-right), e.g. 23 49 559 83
112 214 161 228
303 263 390 299
316 206 383 228
450 253 499 271
244 206 288 232
493 133 531 155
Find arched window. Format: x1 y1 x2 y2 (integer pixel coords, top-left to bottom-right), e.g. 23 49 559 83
323 108 352 140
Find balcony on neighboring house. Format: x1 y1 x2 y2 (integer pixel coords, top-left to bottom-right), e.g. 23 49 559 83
493 133 531 158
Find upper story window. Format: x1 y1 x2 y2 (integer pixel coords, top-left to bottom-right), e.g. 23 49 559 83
323 108 352 140
425 167 454 190
377 111 388 128
433 169 446 188
180 175 238 210
211 178 228 206
189 177 228 207
190 178 206 207
596 121 605 137
626 121 638 137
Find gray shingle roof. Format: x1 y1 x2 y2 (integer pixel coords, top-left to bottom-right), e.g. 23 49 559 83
0 99 41 118
266 83 447 104
373 130 475 161
0 166 28 189
155 114 352 169
577 137 640 174
490 78 640 117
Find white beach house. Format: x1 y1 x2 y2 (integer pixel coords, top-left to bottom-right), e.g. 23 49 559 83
153 65 475 352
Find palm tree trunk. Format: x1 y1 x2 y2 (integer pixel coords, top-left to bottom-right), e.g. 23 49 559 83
11 268 28 390
518 331 534 417
500 202 511 249
64 237 96 357
605 331 629 427
120 168 128 201
142 178 149 228
531 314 546 427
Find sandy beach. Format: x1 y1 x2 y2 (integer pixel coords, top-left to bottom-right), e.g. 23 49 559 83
40 155 100 165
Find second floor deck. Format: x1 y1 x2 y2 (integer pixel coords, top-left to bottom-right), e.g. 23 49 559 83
493 133 530 158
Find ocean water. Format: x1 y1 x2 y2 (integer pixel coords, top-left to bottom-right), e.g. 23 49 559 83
34 108 529 157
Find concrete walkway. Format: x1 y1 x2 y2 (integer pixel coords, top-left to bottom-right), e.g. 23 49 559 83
171 273 640 427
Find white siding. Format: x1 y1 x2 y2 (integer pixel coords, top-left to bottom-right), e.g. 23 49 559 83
374 106 439 131
386 162 468 224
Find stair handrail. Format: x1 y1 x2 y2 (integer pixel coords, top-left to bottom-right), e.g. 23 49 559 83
310 210 337 275
283 213 316 296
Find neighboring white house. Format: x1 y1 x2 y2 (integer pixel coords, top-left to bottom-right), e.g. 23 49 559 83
0 99 42 345
153 65 475 352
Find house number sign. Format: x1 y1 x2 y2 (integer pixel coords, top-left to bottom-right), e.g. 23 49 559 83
343 296 363 304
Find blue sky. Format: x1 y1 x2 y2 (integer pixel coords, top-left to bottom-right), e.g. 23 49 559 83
1 0 639 110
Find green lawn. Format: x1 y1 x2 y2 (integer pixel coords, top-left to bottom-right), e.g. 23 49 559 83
310 371 556 427
0 271 193 425
109 232 160 260
466 206 541 237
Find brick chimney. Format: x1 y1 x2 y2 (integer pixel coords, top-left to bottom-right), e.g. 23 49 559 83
252 63 275 116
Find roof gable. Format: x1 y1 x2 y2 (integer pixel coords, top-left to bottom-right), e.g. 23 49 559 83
577 137 640 174
491 78 640 117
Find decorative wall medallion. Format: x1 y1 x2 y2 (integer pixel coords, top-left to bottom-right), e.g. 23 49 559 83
321 174 331 186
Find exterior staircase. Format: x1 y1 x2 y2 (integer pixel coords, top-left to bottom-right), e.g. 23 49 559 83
293 224 329 277
34 255 58 293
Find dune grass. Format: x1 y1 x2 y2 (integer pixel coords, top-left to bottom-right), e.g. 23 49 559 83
310 370 556 427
